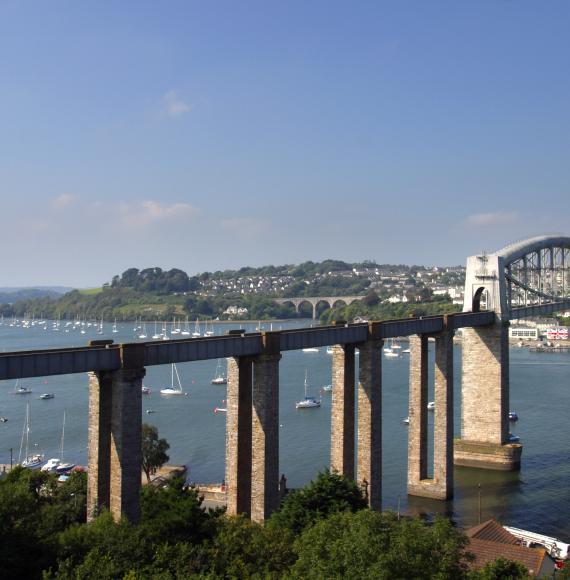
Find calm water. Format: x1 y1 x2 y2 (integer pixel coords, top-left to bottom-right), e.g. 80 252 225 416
0 319 569 539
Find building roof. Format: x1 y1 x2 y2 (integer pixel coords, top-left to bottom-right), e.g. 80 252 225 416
466 519 520 544
465 520 549 577
468 538 547 576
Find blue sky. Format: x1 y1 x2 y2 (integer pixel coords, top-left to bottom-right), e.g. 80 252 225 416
1 1 568 286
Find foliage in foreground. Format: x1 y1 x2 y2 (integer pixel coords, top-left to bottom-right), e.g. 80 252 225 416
0 467 534 579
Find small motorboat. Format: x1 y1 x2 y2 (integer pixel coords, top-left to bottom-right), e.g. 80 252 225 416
508 433 520 443
508 410 519 421
22 454 45 469
40 393 55 400
145 409 156 414
56 461 76 474
427 401 435 411
41 458 61 472
214 406 227 414
402 417 410 425
0 416 8 423
141 385 151 395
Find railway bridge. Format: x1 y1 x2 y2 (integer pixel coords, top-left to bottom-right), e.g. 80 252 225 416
0 234 568 524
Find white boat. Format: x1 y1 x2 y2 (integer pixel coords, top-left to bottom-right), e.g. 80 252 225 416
181 317 191 336
160 363 188 396
503 525 570 561
384 339 400 357
384 349 399 358
321 384 333 393
204 319 215 337
112 318 118 333
508 410 518 421
19 402 44 468
326 346 334 355
295 371 321 409
40 393 55 400
141 385 151 395
192 318 201 338
211 359 228 385
302 347 319 353
402 348 411 354
22 454 44 469
402 416 410 425
427 401 435 411
14 379 32 395
41 458 61 472
138 322 148 339
214 406 227 414
56 411 75 473
152 320 161 340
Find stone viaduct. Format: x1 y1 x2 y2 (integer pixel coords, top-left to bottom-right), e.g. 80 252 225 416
274 295 363 319
0 234 568 524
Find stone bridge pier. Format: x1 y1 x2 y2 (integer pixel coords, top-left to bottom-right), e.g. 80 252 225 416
454 322 522 470
225 333 282 522
87 343 145 523
407 330 454 499
226 327 385 520
329 337 383 510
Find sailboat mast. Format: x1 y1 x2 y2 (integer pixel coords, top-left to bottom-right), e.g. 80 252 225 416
60 411 66 461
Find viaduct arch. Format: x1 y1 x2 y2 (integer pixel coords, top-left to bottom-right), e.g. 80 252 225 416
274 295 364 319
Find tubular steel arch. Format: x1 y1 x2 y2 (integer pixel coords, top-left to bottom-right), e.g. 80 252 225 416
498 235 570 318
464 235 570 320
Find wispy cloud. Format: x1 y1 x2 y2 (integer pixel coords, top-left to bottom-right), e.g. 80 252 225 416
221 217 271 238
464 211 519 228
118 200 198 229
50 193 78 209
162 90 191 118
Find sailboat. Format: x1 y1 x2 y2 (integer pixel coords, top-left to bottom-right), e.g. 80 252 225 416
384 339 399 357
211 359 228 385
14 379 32 395
295 371 321 409
152 320 161 340
56 411 75 473
192 318 201 338
171 317 181 335
19 402 44 468
160 363 188 396
204 319 214 337
138 322 148 339
181 317 191 336
112 318 118 333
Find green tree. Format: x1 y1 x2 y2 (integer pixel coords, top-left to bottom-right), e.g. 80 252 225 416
469 556 530 579
291 511 472 579
141 424 170 483
268 469 367 534
205 515 295 578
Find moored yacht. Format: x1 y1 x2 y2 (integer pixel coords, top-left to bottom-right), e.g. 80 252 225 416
295 371 321 409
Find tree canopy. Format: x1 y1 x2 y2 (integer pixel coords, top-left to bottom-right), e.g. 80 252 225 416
141 423 170 483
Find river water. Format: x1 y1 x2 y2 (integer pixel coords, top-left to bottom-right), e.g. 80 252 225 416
0 319 568 539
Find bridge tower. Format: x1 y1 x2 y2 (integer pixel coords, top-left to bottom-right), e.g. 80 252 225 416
455 252 519 470
456 235 570 470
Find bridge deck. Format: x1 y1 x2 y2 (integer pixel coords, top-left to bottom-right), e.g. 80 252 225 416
0 311 495 381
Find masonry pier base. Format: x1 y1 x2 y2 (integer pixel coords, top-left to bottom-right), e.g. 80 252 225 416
454 440 522 471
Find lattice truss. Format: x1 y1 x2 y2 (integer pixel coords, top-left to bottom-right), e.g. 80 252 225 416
505 246 570 310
